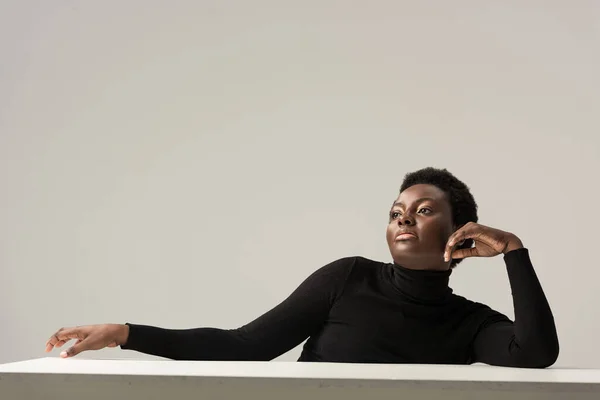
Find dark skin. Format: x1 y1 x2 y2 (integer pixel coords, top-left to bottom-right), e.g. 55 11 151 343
386 184 524 271
46 183 524 358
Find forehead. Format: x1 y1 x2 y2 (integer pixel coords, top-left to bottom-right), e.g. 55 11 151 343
395 184 448 204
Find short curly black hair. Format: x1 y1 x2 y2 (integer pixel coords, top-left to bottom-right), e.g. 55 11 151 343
399 167 478 268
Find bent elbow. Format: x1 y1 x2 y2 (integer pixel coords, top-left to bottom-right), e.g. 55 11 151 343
534 336 560 368
515 342 560 369
537 342 559 368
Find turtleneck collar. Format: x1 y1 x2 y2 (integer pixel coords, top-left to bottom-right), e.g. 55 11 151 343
389 262 453 304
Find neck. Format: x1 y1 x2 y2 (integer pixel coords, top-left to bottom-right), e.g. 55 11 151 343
392 255 450 271
389 261 452 303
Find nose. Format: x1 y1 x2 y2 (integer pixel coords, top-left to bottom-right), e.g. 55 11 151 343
397 213 415 226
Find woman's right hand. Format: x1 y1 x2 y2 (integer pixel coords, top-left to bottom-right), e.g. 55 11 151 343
45 324 130 358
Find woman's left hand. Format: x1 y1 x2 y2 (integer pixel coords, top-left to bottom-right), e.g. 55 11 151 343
444 222 524 262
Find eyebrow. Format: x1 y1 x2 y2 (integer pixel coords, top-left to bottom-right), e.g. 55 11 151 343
390 197 437 209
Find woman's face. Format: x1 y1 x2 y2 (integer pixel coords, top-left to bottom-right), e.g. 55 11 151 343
386 184 456 270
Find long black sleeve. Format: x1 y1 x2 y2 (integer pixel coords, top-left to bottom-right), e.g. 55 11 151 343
471 248 559 368
121 258 353 360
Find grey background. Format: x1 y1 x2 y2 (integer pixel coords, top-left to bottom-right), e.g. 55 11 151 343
1 1 598 367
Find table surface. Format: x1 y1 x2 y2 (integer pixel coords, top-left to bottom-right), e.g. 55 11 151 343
2 357 600 384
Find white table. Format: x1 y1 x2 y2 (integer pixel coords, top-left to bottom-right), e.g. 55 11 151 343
1 358 599 400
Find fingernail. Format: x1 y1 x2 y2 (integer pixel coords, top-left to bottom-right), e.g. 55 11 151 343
60 351 67 358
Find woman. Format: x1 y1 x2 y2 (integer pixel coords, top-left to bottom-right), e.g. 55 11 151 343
45 167 559 368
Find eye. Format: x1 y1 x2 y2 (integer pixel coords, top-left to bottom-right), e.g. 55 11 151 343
418 207 432 214
389 211 401 220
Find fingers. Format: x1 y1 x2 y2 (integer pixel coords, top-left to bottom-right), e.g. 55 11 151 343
45 327 84 353
60 339 84 358
46 325 118 358
61 340 86 358
62 335 104 358
443 244 454 262
444 222 479 262
451 246 478 260
445 233 462 262
444 234 466 262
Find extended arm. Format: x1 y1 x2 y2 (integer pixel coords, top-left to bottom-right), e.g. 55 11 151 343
121 258 353 360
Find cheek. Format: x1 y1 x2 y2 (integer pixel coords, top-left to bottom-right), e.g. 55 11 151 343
439 225 456 248
422 220 453 245
438 228 452 247
385 224 394 242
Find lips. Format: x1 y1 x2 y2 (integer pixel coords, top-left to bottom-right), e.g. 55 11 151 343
395 231 417 240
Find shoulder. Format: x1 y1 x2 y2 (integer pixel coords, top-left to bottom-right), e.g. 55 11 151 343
319 256 390 300
316 255 384 270
330 255 387 272
330 256 390 285
310 255 386 283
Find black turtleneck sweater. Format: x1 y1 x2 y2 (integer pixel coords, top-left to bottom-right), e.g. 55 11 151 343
121 248 559 368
